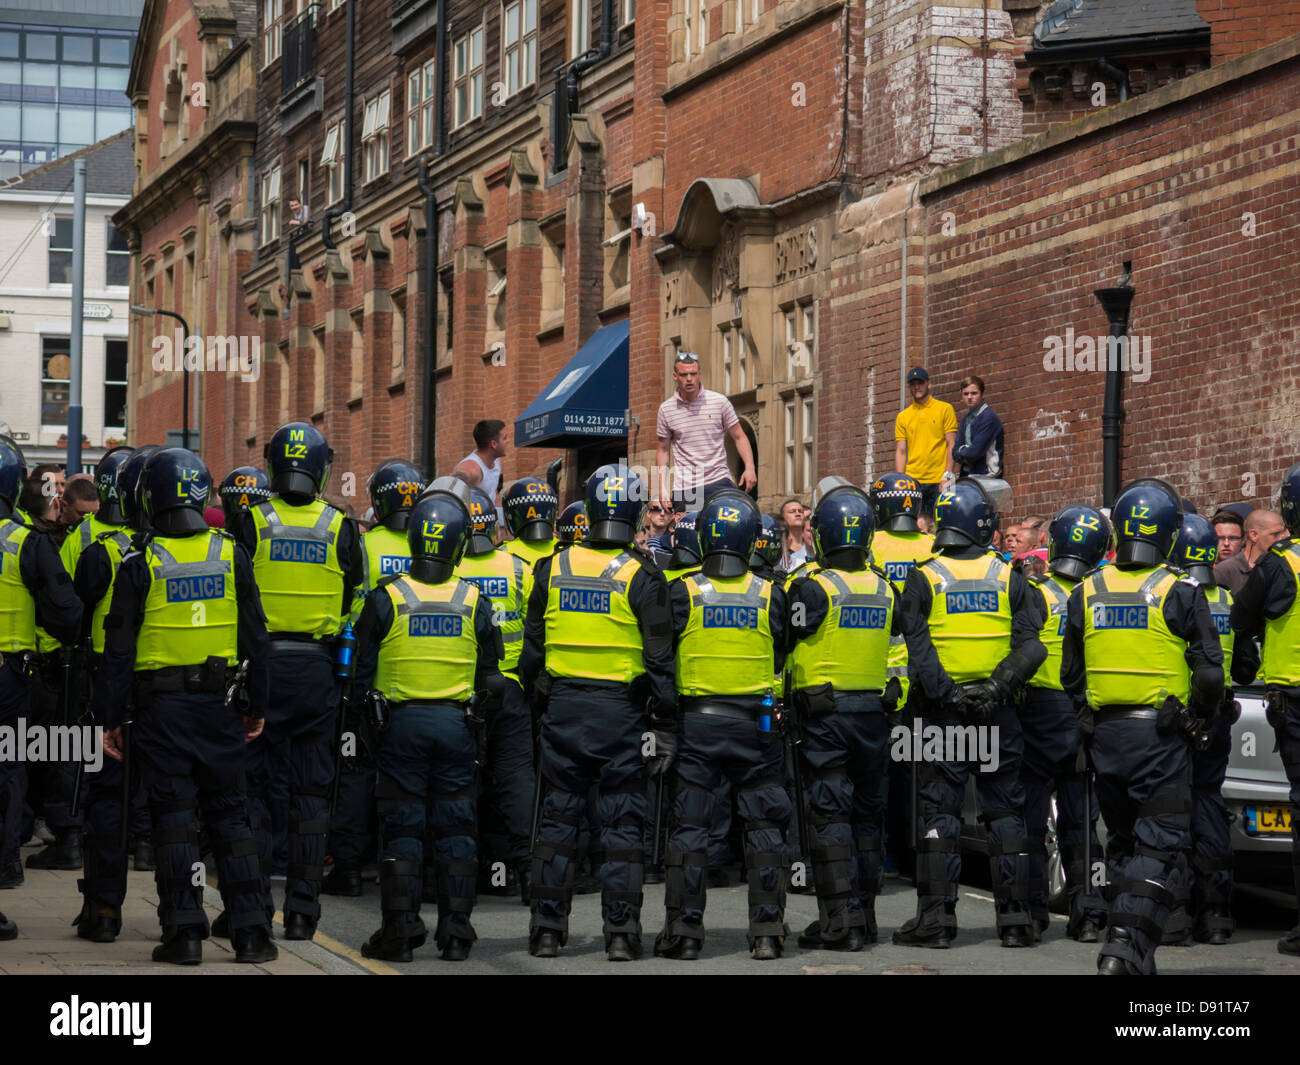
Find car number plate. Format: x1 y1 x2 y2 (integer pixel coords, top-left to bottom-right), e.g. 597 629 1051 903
1244 804 1293 835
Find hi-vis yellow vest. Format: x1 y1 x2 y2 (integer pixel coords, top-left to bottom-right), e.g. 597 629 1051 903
921 553 1012 683
676 572 774 696
351 525 411 623
61 514 121 578
373 576 480 703
136 533 239 670
790 567 892 692
1204 584 1234 683
0 519 36 652
89 527 132 655
456 548 528 680
251 498 346 636
543 545 644 683
505 537 557 568
1028 574 1073 691
1262 543 1300 686
1081 565 1189 708
872 530 935 593
662 564 701 583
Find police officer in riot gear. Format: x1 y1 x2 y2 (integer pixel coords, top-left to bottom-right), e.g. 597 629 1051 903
456 488 534 900
353 488 501 962
503 477 559 566
555 501 587 546
322 460 425 898
1164 513 1253 945
894 477 1045 948
661 512 702 583
787 483 902 950
234 422 362 941
655 489 790 960
749 514 781 580
1063 478 1224 974
0 438 82 895
1231 462 1300 957
219 467 272 530
96 448 276 964
68 446 153 941
60 446 133 576
520 465 676 961
1024 505 1109 942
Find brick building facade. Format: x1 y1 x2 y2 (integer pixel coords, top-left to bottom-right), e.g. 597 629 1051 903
118 0 1300 522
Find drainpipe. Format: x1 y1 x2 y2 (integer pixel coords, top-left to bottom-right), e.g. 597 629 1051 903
419 0 448 475
1096 55 1129 103
551 0 613 170
321 0 355 249
1095 269 1134 507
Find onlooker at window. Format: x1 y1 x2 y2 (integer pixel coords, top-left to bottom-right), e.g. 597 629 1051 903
894 367 957 517
1214 508 1288 594
656 351 757 511
1211 508 1245 563
952 375 1005 478
288 197 309 227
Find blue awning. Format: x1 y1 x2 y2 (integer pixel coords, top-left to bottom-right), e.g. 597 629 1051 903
514 320 629 447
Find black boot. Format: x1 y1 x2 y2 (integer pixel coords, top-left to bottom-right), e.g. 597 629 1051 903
606 933 642 961
0 858 23 889
133 839 156 872
282 911 317 941
751 935 782 960
362 916 423 962
441 936 473 961
529 930 562 958
152 931 202 965
653 931 700 959
322 864 363 896
26 828 82 870
73 899 121 943
0 910 16 940
234 928 279 963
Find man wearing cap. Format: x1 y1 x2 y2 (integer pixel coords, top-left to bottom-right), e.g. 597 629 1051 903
656 352 757 514
894 368 957 519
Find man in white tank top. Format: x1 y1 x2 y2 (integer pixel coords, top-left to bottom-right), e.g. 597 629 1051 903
454 419 507 502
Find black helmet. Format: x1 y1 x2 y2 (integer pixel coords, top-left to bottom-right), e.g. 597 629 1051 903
0 437 28 511
750 512 781 569
94 446 134 523
1279 462 1300 538
117 444 162 531
1046 504 1112 580
812 485 875 563
1170 513 1218 584
669 511 700 569
466 487 498 554
699 490 759 560
407 490 472 582
219 466 272 527
932 478 997 549
869 472 923 533
141 448 214 534
503 477 559 540
1111 478 1183 567
697 490 759 579
264 421 333 498
556 500 588 545
368 459 425 530
584 464 646 545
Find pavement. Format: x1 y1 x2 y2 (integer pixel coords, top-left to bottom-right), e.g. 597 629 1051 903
3 840 1297 974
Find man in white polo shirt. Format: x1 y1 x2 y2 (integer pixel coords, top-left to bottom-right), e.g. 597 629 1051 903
655 352 757 512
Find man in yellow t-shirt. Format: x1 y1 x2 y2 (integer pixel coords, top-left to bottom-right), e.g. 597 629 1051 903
893 367 957 519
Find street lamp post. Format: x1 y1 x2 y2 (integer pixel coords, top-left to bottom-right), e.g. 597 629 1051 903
129 304 191 451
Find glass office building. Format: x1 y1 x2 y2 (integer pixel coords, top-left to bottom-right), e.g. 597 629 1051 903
0 2 142 180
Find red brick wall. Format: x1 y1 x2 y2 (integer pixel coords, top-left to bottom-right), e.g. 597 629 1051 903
1198 0 1300 62
874 47 1300 519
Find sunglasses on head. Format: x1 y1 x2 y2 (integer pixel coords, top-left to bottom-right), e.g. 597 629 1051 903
648 504 666 512
676 352 700 363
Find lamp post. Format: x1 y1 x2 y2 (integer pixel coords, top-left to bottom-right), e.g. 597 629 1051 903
129 304 191 450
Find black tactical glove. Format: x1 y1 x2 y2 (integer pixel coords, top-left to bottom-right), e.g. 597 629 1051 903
882 677 903 714
645 720 677 779
1222 690 1242 726
1265 689 1288 732
961 679 1007 725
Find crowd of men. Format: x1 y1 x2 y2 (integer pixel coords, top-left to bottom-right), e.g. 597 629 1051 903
0 420 1298 977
